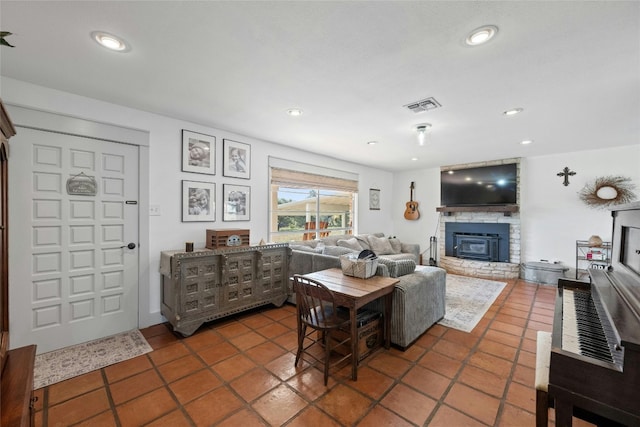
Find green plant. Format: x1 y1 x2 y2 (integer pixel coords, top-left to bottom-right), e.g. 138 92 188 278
1 31 15 48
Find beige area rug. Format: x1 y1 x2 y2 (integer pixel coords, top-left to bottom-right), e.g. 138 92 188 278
438 274 507 333
33 329 153 390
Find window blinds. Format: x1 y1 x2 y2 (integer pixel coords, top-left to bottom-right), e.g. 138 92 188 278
268 157 358 192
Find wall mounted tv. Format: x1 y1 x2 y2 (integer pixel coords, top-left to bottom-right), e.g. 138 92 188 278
440 163 518 206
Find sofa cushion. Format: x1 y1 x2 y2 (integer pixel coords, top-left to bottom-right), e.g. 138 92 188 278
290 244 323 253
337 237 363 251
377 257 416 278
323 245 357 257
367 235 395 255
388 238 402 254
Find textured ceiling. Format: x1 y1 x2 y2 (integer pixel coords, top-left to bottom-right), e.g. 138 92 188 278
1 1 638 171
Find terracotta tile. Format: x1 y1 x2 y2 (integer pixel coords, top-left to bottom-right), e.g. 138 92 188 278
380 383 436 425
255 321 289 339
198 341 239 365
517 349 536 369
413 331 438 348
73 410 117 427
48 388 111 425
512 363 535 387
109 368 163 405
429 404 488 427
265 352 310 381
505 380 536 413
262 306 291 321
444 383 500 425
238 312 274 329
288 406 342 427
484 329 522 348
278 314 298 330
367 352 412 378
217 408 270 427
468 351 513 377
357 405 415 427
272 329 299 351
145 409 193 427
145 330 179 349
458 364 507 398
148 342 190 366
287 366 337 400
432 338 473 361
490 320 525 337
48 370 105 405
520 337 537 353
498 403 536 426
229 330 268 351
402 364 451 400
418 350 463 378
244 341 287 365
342 366 394 400
442 329 480 348
184 386 244 426
104 354 153 384
116 388 177 425
140 323 171 338
252 384 308 425
502 301 531 312
230 367 282 402
529 312 553 324
169 369 222 404
183 329 224 352
498 306 530 319
216 321 252 338
317 384 373 425
212 353 258 381
477 338 518 361
495 313 528 327
427 324 448 337
470 318 491 336
157 354 205 383
528 319 553 332
390 343 426 362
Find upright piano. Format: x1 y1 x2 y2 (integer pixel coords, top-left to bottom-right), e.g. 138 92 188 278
550 202 640 427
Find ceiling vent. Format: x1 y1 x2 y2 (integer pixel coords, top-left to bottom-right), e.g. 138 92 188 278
403 97 441 113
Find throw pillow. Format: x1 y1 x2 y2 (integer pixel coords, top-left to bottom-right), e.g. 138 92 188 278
388 238 402 254
290 244 319 253
367 235 394 255
323 246 357 257
336 237 363 251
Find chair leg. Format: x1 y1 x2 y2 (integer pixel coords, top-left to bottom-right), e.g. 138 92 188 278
295 324 306 366
323 329 331 386
536 389 549 427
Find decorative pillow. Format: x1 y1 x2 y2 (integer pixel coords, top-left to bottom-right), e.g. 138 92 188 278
354 236 371 250
388 238 402 254
290 244 318 253
367 235 394 255
336 238 363 251
323 245 357 257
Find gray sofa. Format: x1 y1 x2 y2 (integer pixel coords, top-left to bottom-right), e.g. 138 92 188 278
288 233 446 349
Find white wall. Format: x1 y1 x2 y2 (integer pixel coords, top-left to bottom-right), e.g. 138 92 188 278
391 146 640 276
1 77 393 327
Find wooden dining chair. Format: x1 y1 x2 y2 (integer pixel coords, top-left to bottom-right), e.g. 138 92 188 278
292 274 352 385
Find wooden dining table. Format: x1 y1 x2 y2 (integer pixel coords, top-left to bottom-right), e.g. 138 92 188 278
301 268 399 380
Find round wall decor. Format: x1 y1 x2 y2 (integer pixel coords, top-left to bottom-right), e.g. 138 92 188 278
578 175 636 208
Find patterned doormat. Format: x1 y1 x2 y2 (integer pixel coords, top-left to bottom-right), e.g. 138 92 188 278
33 329 153 390
438 274 507 333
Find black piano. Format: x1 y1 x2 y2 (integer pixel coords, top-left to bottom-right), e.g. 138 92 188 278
550 202 640 427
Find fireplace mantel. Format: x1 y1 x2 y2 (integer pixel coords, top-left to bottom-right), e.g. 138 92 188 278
436 205 519 216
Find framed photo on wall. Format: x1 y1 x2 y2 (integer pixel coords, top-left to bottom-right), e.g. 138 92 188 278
182 130 215 175
223 139 250 179
223 184 250 221
369 188 380 210
182 180 215 222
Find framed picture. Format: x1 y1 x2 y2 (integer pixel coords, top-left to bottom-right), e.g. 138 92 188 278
223 184 250 221
369 188 380 210
223 139 250 179
182 180 215 222
182 130 215 175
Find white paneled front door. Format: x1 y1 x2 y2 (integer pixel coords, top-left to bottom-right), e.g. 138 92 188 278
9 127 139 353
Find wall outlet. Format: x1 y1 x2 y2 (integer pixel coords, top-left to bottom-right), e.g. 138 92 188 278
149 205 161 216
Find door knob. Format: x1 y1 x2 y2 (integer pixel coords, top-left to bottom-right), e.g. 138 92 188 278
120 243 136 249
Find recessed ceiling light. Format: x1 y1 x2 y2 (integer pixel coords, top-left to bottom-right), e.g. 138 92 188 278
91 31 130 52
367 141 378 145
286 108 303 116
521 139 534 145
465 25 498 46
503 108 523 116
411 157 418 161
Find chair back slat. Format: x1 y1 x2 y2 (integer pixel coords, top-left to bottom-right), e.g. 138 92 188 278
293 274 340 328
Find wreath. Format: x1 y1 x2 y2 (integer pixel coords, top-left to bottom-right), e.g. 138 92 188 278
578 176 637 208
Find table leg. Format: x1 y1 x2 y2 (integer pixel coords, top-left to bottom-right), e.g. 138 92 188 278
384 293 392 349
350 306 358 381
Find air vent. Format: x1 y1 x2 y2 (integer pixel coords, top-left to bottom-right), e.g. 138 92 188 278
403 97 441 113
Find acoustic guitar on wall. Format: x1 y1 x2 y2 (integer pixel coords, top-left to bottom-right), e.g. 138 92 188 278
404 182 420 220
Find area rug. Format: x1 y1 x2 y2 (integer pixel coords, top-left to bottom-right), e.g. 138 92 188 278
438 274 507 333
33 329 153 390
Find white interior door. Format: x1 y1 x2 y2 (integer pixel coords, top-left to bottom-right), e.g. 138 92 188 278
9 127 139 354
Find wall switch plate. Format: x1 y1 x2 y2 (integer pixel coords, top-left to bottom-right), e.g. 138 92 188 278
149 205 161 216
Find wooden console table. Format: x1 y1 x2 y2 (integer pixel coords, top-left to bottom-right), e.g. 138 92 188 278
160 244 291 336
301 268 398 380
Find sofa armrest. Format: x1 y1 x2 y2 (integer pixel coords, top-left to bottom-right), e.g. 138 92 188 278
401 242 420 261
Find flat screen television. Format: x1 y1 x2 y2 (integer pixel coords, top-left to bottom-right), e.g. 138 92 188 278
440 163 518 206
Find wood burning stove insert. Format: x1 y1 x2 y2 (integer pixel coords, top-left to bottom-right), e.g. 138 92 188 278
445 223 510 262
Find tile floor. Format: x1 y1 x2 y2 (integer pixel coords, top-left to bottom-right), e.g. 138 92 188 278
32 278 597 426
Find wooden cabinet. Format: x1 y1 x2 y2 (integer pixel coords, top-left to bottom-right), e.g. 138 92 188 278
161 244 291 336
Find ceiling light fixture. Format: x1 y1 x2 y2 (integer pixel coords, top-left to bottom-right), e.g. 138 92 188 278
521 139 534 145
415 123 432 146
286 108 303 116
366 141 378 145
411 157 418 161
503 108 523 116
465 25 498 46
91 31 130 52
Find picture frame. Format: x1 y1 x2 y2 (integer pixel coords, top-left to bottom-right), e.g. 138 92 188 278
182 180 215 222
182 130 215 175
369 188 380 210
223 139 250 179
223 184 250 221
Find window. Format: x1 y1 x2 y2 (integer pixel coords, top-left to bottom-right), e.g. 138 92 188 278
269 160 358 243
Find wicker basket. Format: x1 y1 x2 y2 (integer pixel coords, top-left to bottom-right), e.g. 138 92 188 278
340 254 378 279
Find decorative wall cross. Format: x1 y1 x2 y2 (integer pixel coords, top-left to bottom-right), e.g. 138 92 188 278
557 167 576 186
